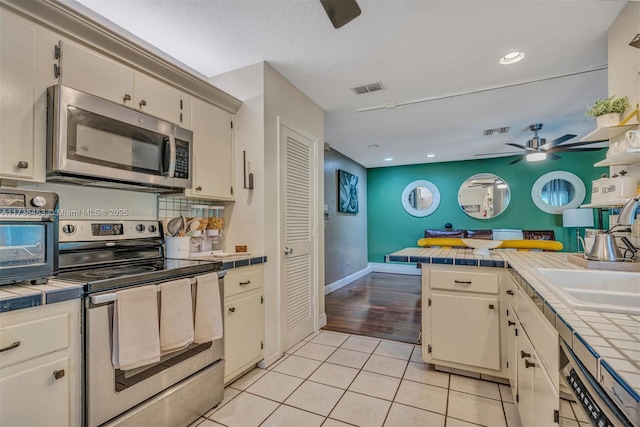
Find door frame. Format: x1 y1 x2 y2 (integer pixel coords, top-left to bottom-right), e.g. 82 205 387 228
276 116 320 351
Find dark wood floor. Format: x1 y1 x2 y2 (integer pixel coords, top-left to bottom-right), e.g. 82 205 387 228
324 272 422 344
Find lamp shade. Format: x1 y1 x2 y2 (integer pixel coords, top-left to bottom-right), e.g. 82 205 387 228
562 208 594 228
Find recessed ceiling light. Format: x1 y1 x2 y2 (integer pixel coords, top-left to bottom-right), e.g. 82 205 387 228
368 144 380 149
426 154 436 158
384 157 393 161
499 51 525 65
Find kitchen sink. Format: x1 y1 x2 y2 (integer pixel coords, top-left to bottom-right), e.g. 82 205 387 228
533 268 640 315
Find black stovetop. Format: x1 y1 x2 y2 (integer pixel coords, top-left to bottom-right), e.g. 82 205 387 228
57 258 222 294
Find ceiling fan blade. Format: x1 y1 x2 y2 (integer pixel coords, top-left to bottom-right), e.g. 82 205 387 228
506 143 535 151
547 140 604 149
509 156 524 165
320 0 361 28
546 147 605 153
539 134 576 150
548 153 562 160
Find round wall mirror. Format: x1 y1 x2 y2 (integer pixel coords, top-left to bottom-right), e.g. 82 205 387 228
401 180 441 217
531 171 586 214
458 173 511 219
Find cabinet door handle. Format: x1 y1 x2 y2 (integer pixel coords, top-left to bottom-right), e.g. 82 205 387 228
228 307 235 313
506 290 514 295
16 161 29 169
196 186 202 191
139 100 147 108
123 94 131 102
0 341 21 352
53 369 65 380
239 280 251 286
520 350 531 359
488 304 495 309
508 321 516 326
454 280 472 285
524 360 536 369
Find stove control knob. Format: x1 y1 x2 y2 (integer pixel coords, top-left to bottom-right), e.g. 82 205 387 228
31 196 47 207
148 225 157 233
136 224 146 233
113 224 122 234
62 224 76 235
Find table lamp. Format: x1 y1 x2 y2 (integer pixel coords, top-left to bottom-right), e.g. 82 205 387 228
562 208 594 253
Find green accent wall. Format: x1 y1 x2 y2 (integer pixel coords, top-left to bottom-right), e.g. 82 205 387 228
367 150 608 262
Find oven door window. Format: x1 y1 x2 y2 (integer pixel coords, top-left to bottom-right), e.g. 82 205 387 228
66 106 166 176
0 224 46 267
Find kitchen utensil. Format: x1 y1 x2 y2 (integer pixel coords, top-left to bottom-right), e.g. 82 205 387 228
167 216 184 237
586 232 623 262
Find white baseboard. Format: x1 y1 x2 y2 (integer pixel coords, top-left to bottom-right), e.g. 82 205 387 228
368 262 421 275
258 351 283 369
318 313 327 328
324 265 373 294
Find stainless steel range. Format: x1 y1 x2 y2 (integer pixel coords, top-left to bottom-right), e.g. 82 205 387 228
57 219 224 427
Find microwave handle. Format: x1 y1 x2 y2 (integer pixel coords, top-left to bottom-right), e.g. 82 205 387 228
164 135 176 178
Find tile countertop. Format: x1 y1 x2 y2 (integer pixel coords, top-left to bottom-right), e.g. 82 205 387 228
386 247 640 421
186 254 267 271
0 279 84 313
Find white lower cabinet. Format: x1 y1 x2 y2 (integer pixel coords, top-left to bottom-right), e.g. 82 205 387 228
0 299 81 426
516 319 560 426
423 265 506 376
423 265 560 426
430 293 500 370
223 265 264 383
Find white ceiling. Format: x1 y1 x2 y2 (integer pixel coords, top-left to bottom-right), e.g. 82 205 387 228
70 0 627 168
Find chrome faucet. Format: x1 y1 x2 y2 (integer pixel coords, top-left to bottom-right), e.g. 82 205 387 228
617 195 640 226
615 195 640 260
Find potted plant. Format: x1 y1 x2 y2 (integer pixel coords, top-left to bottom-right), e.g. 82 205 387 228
585 95 630 128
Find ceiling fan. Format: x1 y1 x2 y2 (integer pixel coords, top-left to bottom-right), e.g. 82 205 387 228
320 0 361 29
477 123 604 164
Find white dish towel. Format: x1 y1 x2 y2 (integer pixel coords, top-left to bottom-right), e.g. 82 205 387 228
194 272 223 344
160 278 194 353
112 285 161 370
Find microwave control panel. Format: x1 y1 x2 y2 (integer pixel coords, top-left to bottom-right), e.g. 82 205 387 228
174 139 189 179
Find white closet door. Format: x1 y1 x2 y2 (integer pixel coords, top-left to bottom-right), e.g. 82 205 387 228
280 123 316 351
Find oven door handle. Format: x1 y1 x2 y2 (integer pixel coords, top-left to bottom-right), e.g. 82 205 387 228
90 276 200 304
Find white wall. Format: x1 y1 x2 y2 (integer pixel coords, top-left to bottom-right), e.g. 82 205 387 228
210 62 325 365
18 182 157 219
209 63 266 254
608 2 640 179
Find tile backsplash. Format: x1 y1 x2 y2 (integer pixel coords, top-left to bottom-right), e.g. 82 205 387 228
158 196 226 218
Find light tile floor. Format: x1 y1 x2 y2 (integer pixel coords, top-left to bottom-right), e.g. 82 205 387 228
189 330 590 427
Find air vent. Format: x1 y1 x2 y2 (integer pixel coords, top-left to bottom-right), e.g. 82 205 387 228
483 127 510 136
351 82 384 95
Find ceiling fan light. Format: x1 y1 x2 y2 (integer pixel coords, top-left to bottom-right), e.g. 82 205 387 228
499 51 525 65
526 152 547 162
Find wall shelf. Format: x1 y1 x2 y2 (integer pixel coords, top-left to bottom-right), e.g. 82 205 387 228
581 198 630 208
594 148 640 167
580 124 637 143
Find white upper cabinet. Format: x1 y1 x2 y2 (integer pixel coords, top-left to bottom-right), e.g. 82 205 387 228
0 7 54 182
60 40 191 129
186 98 234 200
59 40 134 107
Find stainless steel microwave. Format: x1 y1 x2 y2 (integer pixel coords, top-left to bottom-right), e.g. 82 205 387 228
47 85 192 193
